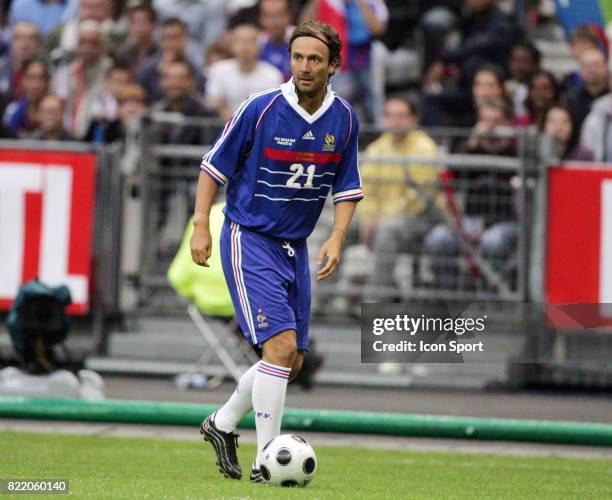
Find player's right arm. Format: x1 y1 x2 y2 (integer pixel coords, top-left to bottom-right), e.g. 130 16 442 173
190 172 220 267
191 92 261 266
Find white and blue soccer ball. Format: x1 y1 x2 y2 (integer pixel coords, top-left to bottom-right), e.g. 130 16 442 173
259 434 317 487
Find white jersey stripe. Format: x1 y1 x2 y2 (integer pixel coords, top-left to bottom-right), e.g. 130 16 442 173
231 222 257 343
259 166 335 178
333 188 363 200
254 193 327 202
203 88 280 164
257 180 332 189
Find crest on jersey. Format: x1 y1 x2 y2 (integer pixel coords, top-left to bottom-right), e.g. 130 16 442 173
323 133 336 152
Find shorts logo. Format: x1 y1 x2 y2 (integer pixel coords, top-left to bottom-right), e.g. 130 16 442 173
257 308 269 329
323 133 335 152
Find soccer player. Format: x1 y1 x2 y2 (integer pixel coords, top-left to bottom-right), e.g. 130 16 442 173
190 21 363 482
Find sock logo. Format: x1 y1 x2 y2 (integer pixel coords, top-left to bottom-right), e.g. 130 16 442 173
256 412 272 419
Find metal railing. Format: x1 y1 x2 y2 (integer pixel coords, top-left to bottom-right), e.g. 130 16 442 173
118 114 541 316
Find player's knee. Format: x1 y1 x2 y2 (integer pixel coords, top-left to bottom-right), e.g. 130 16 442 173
263 330 297 367
289 353 304 381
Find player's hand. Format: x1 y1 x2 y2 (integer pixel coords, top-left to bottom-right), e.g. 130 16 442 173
316 235 343 281
190 223 212 267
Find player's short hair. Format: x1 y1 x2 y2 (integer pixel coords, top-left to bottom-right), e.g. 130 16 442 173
289 21 342 68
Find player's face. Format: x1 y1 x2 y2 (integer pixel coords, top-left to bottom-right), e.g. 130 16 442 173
290 36 333 97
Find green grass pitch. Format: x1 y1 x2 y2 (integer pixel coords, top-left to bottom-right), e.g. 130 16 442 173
1 430 612 499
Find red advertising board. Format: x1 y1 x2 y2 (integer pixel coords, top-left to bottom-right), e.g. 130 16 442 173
0 149 96 315
546 164 612 326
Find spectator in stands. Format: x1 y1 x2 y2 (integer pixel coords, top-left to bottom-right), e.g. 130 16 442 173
504 40 541 117
544 105 594 162
203 38 232 75
116 2 158 76
53 20 113 138
153 0 227 68
206 20 282 120
137 17 203 103
359 96 442 300
258 0 293 80
84 62 132 143
563 48 608 128
30 93 75 140
423 0 516 92
425 99 518 290
3 58 49 136
581 86 612 162
461 98 515 155
8 0 72 36
152 59 217 145
0 22 42 98
302 0 388 123
84 82 147 143
514 70 559 129
423 64 507 128
45 0 122 65
561 24 605 93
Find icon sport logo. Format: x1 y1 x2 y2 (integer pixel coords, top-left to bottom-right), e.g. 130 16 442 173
302 130 315 141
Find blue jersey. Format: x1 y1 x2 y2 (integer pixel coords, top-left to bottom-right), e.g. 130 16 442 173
200 80 363 240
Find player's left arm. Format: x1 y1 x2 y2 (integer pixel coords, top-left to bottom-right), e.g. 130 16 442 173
317 200 358 280
318 107 363 280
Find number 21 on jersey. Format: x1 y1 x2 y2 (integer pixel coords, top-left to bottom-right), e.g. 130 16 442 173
286 163 315 189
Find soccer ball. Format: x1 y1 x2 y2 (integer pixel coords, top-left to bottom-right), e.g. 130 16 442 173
259 434 317 487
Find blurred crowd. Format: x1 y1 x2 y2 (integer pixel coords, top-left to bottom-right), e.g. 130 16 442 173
3 0 609 318
0 0 609 162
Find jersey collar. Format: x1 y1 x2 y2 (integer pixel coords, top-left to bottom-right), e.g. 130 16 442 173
280 79 335 124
